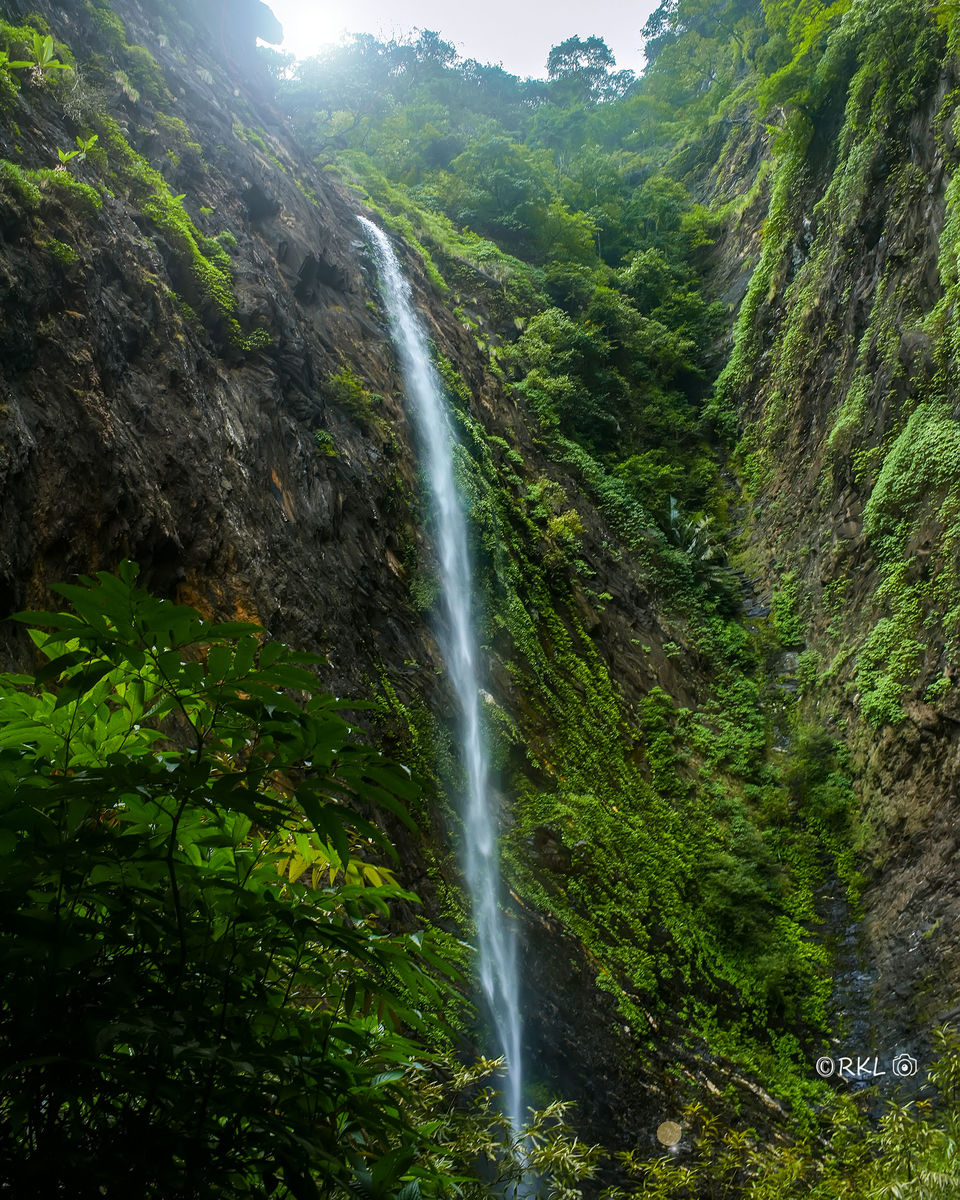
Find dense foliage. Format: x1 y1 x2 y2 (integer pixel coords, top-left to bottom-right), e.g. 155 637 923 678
0 567 599 1198
0 565 444 1195
0 569 953 1195
268 0 877 1108
263 0 960 1180
7 0 960 1192
277 30 728 531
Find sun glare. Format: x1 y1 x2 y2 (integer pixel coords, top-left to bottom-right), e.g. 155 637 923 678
271 4 343 53
267 0 399 58
262 0 651 79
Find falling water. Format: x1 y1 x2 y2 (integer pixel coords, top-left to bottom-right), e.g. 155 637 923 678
358 216 524 1131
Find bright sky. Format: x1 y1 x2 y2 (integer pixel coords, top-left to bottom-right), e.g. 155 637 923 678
264 0 660 79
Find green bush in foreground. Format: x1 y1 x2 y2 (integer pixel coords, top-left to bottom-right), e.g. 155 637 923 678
0 564 453 1197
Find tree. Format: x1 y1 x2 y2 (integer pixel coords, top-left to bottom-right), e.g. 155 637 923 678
0 564 455 1198
545 36 633 102
436 136 587 260
642 0 763 61
547 35 615 80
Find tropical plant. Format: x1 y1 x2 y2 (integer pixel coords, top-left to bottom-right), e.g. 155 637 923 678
0 563 457 1197
6 31 69 83
57 132 99 167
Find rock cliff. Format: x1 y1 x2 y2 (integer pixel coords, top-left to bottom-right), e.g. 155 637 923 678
703 0 960 1064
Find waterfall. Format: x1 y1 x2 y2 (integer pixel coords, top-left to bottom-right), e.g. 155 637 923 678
358 216 523 1132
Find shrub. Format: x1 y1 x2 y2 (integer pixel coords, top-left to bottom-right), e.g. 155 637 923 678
0 564 454 1196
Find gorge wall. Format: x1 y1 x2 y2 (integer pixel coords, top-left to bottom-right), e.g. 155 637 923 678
3 0 960 1164
700 0 960 1061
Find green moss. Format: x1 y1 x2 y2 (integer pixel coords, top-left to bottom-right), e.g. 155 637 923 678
771 572 804 649
864 402 960 560
0 159 42 208
121 43 168 105
0 66 17 110
156 113 203 158
854 564 926 727
324 365 382 426
926 674 952 702
142 189 233 312
0 19 74 104
239 327 271 352
405 570 434 613
725 0 942 468
95 114 258 349
553 437 658 564
44 237 78 265
0 159 102 218
411 351 839 1106
709 117 811 438
29 168 101 216
714 0 954 738
82 0 125 45
0 18 72 66
197 234 231 272
827 375 869 454
83 0 169 104
796 649 822 694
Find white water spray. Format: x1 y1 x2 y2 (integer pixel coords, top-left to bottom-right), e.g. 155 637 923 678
359 216 523 1131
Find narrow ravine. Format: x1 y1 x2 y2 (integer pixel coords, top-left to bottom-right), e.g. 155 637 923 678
358 216 525 1131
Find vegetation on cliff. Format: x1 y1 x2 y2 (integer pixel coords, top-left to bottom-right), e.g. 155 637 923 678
3 0 960 1193
1 567 957 1196
270 0 960 1185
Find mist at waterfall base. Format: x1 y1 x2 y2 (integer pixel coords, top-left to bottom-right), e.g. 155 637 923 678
358 215 525 1132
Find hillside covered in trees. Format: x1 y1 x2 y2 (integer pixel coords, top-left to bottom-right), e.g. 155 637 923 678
3 0 960 1195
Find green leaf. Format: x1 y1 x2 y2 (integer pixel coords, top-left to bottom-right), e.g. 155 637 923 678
53 662 114 708
10 610 88 632
0 567 453 1196
206 620 264 639
35 649 88 683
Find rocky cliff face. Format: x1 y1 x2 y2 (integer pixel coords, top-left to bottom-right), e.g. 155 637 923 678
708 2 960 1060
1 0 421 691
0 0 693 690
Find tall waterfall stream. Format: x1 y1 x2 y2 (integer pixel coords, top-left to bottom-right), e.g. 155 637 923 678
359 216 524 1131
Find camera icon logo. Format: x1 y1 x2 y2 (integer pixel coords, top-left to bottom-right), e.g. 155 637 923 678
891 1052 919 1078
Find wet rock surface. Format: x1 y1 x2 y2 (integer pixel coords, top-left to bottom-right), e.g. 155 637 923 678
705 61 960 1061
